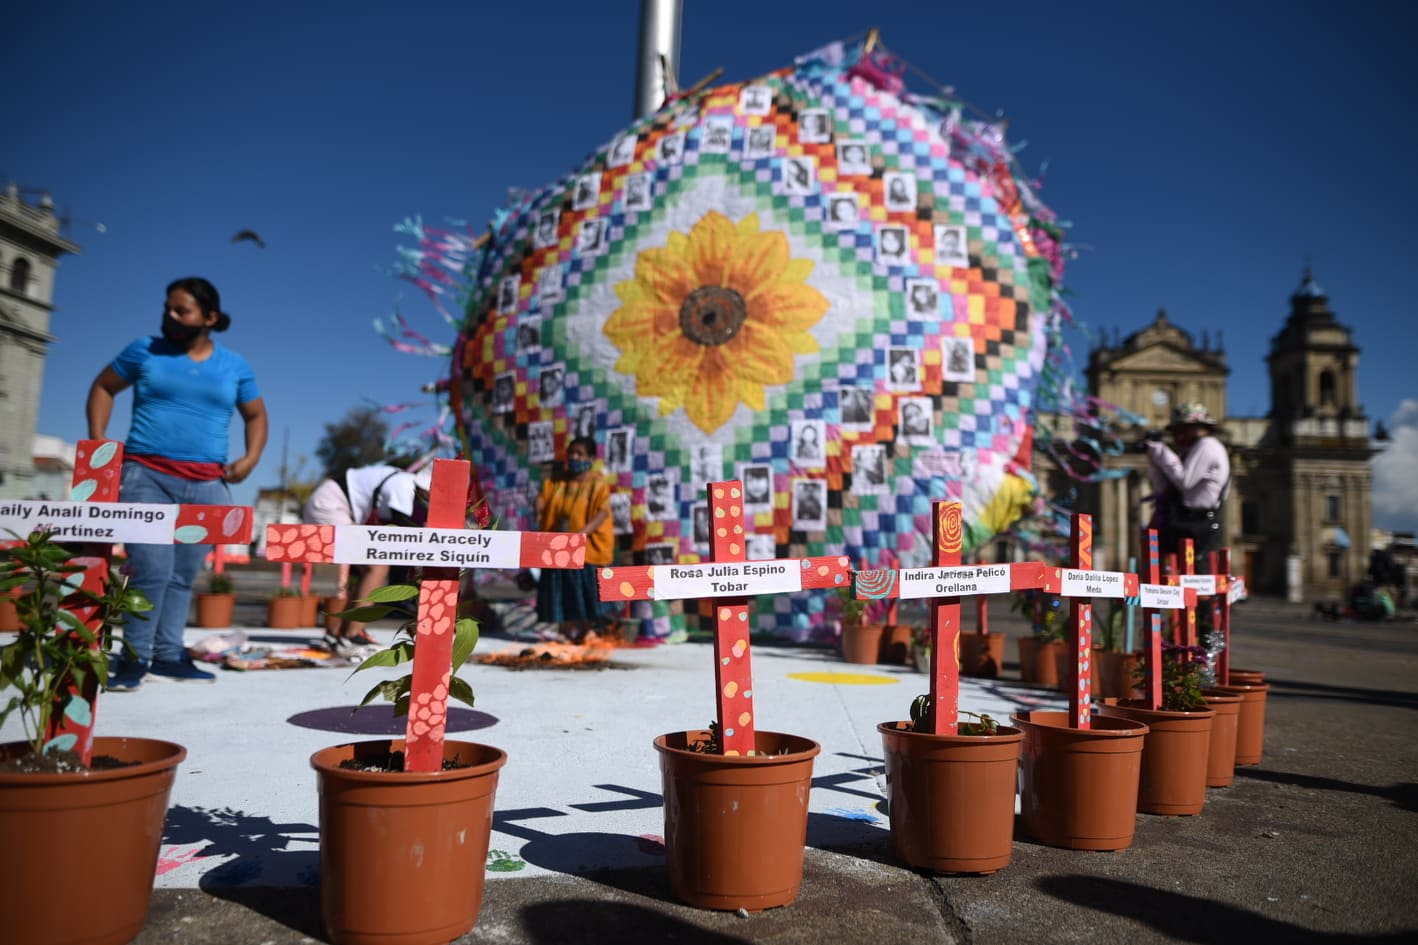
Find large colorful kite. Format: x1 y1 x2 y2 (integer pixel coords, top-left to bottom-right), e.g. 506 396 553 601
392 38 1084 641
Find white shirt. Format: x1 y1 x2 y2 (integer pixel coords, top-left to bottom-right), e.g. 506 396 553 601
344 465 418 524
1145 434 1229 511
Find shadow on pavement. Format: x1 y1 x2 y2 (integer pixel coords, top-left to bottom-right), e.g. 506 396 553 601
156 805 324 939
1236 768 1418 813
1263 679 1418 711
286 704 499 735
1036 875 1418 944
519 898 753 945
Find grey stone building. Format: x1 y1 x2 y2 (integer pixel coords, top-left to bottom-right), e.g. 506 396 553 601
0 184 80 499
1043 269 1381 603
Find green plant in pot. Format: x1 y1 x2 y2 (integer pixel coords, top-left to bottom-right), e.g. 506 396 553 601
208 572 235 596
1009 589 1065 686
0 528 151 763
1094 641 1217 816
0 528 188 945
875 692 1024 873
306 489 508 945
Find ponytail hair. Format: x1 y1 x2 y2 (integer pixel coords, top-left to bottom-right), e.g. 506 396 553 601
167 276 232 332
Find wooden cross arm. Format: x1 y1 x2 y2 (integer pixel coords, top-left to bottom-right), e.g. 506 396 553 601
173 505 254 544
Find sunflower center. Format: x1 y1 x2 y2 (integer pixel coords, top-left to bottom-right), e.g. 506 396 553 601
679 286 747 346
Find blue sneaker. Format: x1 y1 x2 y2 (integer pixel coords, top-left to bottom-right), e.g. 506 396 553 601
107 659 149 693
148 657 217 683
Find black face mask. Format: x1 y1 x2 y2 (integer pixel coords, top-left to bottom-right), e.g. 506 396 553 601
161 317 203 345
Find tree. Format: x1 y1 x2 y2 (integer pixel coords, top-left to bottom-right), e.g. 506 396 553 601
316 406 391 479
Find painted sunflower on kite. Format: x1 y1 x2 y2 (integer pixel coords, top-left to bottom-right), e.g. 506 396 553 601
395 37 1077 641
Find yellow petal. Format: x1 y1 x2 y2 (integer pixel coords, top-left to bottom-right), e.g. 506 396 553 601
746 282 829 332
729 323 796 383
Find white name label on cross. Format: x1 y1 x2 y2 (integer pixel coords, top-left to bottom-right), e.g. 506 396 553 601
651 560 803 600
1180 574 1218 595
331 525 524 568
1 500 181 545
1058 568 1129 598
894 564 1012 599
1139 582 1187 609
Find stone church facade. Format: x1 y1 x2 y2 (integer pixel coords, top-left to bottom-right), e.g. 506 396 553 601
1040 270 1378 603
0 185 80 500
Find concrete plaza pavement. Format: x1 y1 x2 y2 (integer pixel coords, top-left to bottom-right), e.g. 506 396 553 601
3 590 1416 945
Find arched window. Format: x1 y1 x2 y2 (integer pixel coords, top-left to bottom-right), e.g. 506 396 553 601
9 257 31 294
1319 370 1336 406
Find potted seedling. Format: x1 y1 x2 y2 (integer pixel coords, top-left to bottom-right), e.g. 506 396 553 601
196 571 237 628
0 528 187 945
311 581 504 945
1097 642 1217 816
267 585 303 629
1010 588 1066 687
871 501 1023 874
270 460 518 944
598 481 843 911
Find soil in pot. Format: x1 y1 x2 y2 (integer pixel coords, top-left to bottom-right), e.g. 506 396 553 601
654 729 819 911
877 721 1022 873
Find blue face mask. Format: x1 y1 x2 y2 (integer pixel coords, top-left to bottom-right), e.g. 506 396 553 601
568 459 593 475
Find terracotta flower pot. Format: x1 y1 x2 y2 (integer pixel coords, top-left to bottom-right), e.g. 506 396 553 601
0 737 186 945
0 596 21 632
1016 636 1064 687
840 622 884 665
1200 688 1244 787
311 738 507 945
1226 668 1265 686
1056 645 1107 699
959 632 1005 678
654 729 819 911
322 595 348 634
1209 682 1270 765
298 594 321 627
1011 709 1148 851
877 721 1023 874
1095 700 1216 816
195 592 235 628
878 624 914 664
267 595 302 629
1097 650 1142 700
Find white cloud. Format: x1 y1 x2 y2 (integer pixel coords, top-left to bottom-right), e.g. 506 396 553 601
1373 399 1418 533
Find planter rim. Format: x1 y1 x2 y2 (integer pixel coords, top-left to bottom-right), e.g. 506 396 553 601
877 720 1023 743
1009 709 1150 737
654 729 821 763
0 736 186 786
310 737 507 784
1098 699 1217 721
1209 681 1271 694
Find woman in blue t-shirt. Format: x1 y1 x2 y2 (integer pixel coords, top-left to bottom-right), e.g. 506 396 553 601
86 276 269 690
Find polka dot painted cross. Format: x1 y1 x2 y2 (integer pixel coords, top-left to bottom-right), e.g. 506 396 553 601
266 458 587 772
596 480 851 756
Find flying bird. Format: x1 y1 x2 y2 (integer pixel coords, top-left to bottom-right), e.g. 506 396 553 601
230 229 266 249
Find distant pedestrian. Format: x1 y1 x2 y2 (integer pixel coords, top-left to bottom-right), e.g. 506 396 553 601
87 276 268 690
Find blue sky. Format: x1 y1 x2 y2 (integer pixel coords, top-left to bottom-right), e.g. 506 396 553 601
7 1 1415 530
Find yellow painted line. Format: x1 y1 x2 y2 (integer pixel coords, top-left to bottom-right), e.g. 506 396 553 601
787 671 899 686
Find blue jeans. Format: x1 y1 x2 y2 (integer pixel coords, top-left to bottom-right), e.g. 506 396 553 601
119 461 231 663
